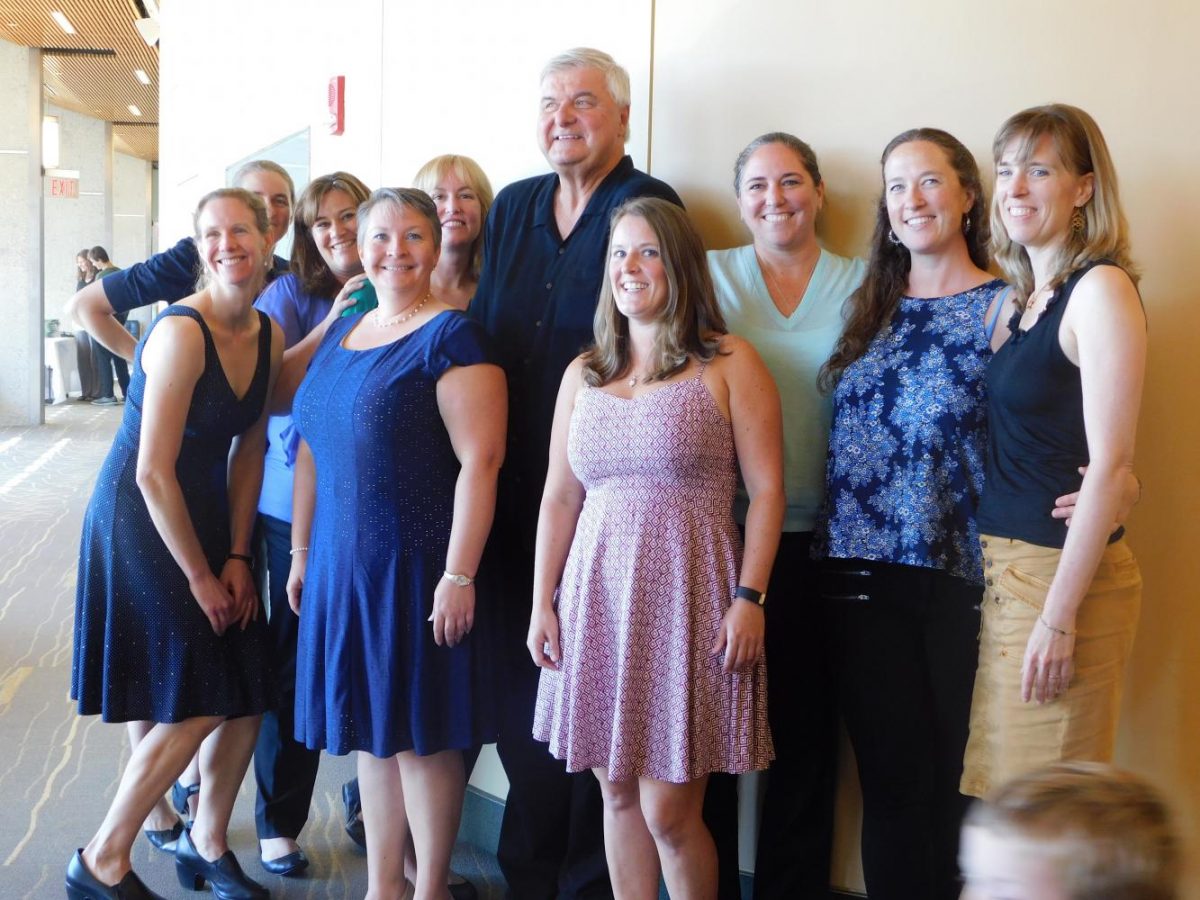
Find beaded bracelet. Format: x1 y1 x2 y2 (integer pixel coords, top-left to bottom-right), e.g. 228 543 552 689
289 547 309 556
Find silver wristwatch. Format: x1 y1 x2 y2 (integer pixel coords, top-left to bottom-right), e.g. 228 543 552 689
442 570 475 587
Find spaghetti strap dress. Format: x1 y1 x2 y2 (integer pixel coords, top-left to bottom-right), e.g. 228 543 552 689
72 305 274 722
533 369 774 783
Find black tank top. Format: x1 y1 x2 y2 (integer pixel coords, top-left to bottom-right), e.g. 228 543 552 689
976 260 1124 549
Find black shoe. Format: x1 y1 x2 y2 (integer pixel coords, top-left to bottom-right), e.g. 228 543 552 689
66 849 165 899
171 781 200 829
259 849 308 877
144 819 184 854
448 873 479 900
341 779 366 850
174 829 267 899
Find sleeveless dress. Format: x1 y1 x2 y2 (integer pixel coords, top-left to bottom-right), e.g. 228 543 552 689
71 306 274 722
292 311 497 758
532 371 774 783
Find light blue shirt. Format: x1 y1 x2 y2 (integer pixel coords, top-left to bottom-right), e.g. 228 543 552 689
253 273 333 523
708 245 865 531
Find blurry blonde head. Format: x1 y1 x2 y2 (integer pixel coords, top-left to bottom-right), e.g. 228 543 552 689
961 762 1179 900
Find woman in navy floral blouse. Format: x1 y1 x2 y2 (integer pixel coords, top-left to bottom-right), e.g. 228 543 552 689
813 128 1013 900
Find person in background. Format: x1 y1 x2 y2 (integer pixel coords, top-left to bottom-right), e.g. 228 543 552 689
288 188 505 900
73 249 101 401
67 188 282 900
65 160 295 364
469 47 682 900
964 104 1146 797
529 196 782 899
707 132 866 899
251 171 371 876
813 128 1008 900
413 154 494 311
87 246 130 406
959 762 1179 900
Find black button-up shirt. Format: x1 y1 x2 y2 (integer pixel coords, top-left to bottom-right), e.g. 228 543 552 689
471 156 682 546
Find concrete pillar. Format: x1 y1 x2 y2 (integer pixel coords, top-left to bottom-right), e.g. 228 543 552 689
0 38 44 426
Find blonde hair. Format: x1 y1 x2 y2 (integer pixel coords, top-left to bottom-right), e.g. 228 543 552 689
990 104 1138 301
965 762 1179 900
412 155 494 280
191 188 270 291
582 197 725 387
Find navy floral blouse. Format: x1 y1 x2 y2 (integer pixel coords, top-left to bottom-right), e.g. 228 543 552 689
813 279 1006 584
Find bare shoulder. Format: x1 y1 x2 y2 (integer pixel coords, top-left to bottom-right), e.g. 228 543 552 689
712 333 768 375
142 313 205 381
1070 264 1144 326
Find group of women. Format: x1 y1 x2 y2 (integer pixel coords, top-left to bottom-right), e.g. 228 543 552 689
67 101 1145 900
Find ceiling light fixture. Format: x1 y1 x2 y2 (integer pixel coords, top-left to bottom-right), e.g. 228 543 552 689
50 10 75 34
134 69 151 85
134 17 159 46
128 104 142 116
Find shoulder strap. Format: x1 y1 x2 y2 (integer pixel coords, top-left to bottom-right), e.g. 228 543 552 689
986 285 1012 341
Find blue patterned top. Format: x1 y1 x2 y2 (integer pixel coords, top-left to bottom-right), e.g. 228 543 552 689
813 279 1006 583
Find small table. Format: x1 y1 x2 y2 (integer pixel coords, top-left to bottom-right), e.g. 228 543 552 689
45 336 79 403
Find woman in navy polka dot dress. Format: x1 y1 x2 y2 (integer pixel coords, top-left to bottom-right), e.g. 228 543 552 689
68 188 283 900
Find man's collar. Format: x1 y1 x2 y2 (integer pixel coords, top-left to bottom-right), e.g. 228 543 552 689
532 155 635 230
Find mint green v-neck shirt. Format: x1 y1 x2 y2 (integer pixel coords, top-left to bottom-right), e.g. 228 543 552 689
708 244 865 531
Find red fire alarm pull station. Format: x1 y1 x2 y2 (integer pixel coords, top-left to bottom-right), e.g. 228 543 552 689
328 76 345 135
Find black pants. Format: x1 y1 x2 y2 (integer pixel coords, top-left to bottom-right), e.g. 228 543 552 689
253 514 322 840
705 533 837 900
752 532 838 899
91 339 129 399
488 538 612 900
822 560 980 900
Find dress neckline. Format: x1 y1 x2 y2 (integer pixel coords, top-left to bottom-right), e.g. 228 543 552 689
338 309 454 353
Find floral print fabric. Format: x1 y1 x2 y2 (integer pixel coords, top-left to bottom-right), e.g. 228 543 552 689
813 280 1006 584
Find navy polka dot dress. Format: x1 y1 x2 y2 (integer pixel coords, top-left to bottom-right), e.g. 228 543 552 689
71 305 274 722
292 310 497 758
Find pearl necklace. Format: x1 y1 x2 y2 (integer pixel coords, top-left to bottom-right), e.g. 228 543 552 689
372 292 431 329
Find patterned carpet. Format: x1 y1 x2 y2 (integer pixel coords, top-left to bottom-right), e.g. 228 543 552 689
0 402 506 899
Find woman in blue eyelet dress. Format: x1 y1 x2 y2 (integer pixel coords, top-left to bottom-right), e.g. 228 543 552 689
287 188 505 900
811 129 1011 900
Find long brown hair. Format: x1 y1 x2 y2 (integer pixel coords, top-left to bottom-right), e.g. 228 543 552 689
582 198 726 387
819 128 989 392
990 104 1138 301
291 172 372 297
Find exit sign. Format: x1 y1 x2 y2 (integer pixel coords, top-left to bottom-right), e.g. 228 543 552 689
46 169 80 198
50 177 78 198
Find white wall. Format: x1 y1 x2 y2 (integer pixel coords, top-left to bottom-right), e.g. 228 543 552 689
158 3 1200 893
42 104 110 324
0 38 44 425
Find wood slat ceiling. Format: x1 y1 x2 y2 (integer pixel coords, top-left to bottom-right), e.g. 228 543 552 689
1 0 159 161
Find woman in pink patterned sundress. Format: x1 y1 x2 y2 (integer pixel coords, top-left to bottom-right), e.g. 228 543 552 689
528 197 785 899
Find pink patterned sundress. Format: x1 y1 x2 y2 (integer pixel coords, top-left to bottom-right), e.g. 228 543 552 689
532 370 774 783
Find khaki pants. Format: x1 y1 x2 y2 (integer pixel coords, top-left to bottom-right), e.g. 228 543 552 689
961 536 1141 798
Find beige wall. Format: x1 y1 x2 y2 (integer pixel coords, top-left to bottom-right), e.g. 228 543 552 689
160 1 1199 892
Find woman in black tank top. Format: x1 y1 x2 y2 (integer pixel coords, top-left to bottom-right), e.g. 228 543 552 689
961 105 1147 801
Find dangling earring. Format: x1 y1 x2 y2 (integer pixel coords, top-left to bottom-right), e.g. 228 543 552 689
962 215 971 234
1071 208 1086 234
888 229 902 245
